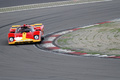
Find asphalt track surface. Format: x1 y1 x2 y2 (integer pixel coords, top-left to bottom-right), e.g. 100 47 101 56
0 0 120 80
0 0 68 8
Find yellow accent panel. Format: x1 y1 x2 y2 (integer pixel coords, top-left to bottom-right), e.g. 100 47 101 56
12 25 20 27
11 28 17 29
33 40 41 42
36 26 42 27
30 25 35 26
34 23 42 25
9 40 41 44
9 42 15 44
22 32 26 40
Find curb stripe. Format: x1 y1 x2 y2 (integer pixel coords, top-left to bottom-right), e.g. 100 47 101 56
42 43 56 47
35 18 120 59
108 56 120 59
48 35 60 37
53 49 75 53
48 47 60 50
42 41 52 43
70 52 87 55
72 28 81 31
47 37 56 41
98 21 111 24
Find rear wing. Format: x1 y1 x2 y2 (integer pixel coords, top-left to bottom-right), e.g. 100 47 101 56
9 23 44 33
32 23 44 31
9 25 20 33
12 25 21 28
34 23 43 27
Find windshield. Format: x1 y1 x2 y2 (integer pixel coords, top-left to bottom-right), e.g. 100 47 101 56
15 26 35 33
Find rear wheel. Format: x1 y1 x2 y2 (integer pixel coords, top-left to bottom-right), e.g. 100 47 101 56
41 30 44 41
41 35 44 41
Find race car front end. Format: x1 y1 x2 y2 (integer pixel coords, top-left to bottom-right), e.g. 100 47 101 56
8 31 41 44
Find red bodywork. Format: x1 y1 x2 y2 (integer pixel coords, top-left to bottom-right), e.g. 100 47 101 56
8 23 44 44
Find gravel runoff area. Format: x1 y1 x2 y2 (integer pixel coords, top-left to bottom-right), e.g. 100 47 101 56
56 20 120 56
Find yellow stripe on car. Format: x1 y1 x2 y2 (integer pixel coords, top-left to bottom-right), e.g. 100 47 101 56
34 23 42 27
34 23 42 25
12 25 20 27
22 32 27 40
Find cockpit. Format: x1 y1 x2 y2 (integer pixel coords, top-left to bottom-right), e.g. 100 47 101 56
15 25 34 33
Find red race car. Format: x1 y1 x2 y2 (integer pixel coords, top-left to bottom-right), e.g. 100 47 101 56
8 23 44 44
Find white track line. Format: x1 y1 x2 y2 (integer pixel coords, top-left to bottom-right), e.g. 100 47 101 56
0 0 112 13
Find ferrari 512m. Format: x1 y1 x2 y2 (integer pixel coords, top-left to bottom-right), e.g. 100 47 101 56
8 23 44 44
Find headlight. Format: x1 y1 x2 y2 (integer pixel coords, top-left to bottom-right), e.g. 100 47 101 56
34 35 39 40
9 37 14 42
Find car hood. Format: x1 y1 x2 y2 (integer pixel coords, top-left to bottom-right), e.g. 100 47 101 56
15 32 33 39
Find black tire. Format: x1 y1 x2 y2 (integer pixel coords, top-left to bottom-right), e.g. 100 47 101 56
41 36 44 41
